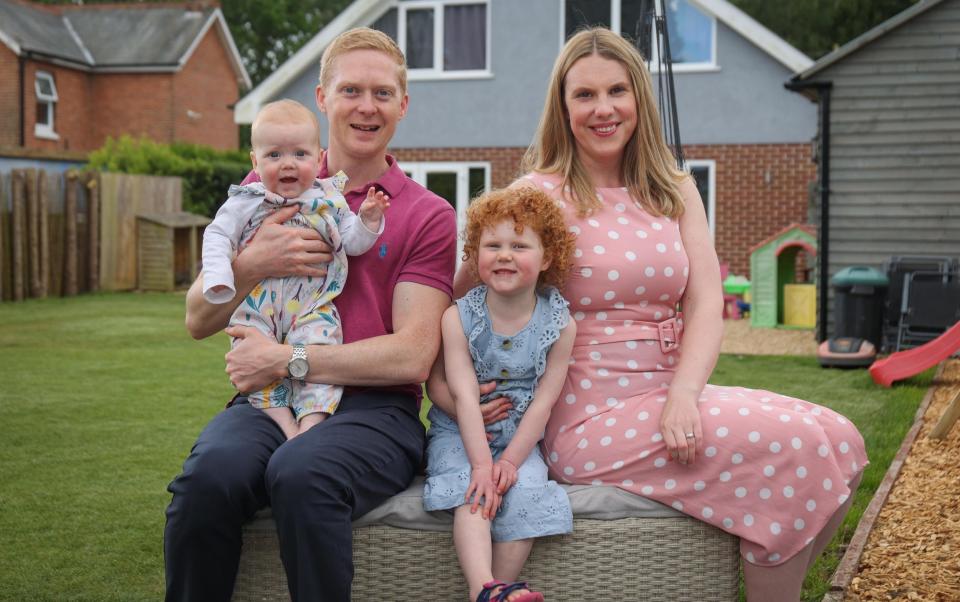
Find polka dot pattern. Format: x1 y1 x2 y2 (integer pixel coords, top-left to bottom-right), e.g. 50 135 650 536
528 172 868 569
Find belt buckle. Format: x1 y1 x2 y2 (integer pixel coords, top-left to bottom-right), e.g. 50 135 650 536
658 317 680 353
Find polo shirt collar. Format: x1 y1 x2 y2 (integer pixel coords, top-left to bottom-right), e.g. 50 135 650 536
319 154 406 198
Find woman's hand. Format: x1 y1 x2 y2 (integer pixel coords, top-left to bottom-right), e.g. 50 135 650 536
492 458 519 495
224 326 288 393
238 205 332 282
479 381 513 426
660 392 704 465
465 465 500 520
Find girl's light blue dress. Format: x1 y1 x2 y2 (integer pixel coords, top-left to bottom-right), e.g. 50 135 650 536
423 285 574 542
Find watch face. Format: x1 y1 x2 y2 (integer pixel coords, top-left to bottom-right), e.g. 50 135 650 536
289 358 309 379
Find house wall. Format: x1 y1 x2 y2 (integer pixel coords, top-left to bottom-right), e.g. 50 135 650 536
172 28 240 150
0 45 19 147
21 58 93 152
90 72 175 149
685 143 815 276
801 0 960 333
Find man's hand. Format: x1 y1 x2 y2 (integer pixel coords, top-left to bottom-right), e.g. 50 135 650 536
224 326 288 393
239 205 332 282
358 187 389 232
479 381 513 425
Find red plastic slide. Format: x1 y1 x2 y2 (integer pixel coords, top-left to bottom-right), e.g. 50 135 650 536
869 321 960 387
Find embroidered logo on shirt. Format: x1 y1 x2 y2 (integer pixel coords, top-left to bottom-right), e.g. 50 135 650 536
379 243 388 258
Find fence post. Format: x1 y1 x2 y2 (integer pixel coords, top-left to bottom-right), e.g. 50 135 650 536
11 170 25 301
38 171 50 298
25 169 43 299
86 172 99 293
64 170 78 297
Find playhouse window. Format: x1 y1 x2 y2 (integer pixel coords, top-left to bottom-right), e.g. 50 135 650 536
373 1 489 79
35 71 59 140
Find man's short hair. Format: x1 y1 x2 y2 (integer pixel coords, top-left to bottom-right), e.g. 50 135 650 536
319 27 407 92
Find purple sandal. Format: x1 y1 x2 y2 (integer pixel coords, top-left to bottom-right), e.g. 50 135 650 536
477 580 545 602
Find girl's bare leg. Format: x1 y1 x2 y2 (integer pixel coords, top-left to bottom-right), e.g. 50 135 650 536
262 407 298 440
454 505 494 601
492 538 535 583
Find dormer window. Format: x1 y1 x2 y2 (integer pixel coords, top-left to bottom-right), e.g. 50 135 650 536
373 1 490 80
35 71 59 139
564 0 717 71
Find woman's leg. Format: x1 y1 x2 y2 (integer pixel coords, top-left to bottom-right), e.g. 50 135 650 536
743 471 864 600
454 505 495 601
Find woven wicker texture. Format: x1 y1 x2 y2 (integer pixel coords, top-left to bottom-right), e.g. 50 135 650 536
234 514 739 600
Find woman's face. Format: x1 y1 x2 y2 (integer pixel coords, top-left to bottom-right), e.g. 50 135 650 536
563 54 638 170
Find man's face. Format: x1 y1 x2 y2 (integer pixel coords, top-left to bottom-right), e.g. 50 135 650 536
316 49 409 162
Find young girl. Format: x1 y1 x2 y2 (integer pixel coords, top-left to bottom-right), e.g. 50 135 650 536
424 187 577 602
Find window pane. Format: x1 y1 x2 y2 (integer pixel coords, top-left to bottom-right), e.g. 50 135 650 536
36 102 50 127
372 8 398 42
406 8 434 69
690 166 710 220
426 172 457 209
565 0 610 39
468 167 486 199
666 0 713 63
444 4 486 70
621 0 654 58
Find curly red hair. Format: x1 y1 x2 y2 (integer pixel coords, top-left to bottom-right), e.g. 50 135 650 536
463 187 576 289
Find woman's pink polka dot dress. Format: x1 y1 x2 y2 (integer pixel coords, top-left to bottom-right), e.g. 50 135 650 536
527 172 868 566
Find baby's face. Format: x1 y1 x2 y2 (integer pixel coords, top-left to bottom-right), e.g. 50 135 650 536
250 121 320 198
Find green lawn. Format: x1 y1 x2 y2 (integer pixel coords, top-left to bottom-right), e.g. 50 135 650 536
0 293 932 601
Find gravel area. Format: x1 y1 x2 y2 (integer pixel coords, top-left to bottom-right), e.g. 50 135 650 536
844 360 960 601
719 319 819 356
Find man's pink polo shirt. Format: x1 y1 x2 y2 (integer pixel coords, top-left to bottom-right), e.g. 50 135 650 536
241 155 457 401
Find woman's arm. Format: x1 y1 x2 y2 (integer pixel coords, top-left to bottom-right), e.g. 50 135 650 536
660 177 724 465
185 205 332 339
495 320 576 490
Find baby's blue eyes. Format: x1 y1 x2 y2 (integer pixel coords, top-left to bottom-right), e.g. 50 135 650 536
296 151 307 158
269 151 280 159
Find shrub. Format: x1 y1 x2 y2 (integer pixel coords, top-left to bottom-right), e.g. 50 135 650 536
86 136 251 217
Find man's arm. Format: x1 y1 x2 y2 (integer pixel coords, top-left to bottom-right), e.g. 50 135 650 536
224 281 448 391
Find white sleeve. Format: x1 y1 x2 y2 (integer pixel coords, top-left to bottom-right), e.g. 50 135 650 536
201 191 262 303
337 206 383 256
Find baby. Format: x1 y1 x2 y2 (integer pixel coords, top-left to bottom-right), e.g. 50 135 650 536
201 99 388 439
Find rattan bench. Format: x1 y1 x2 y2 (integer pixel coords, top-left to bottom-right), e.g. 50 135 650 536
233 477 740 600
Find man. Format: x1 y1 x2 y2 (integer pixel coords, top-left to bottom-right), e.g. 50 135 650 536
164 28 456 601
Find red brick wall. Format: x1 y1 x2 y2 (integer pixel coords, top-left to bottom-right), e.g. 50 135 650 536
0 46 19 147
172 27 239 150
392 143 815 278
21 59 93 152
90 72 174 149
685 143 816 277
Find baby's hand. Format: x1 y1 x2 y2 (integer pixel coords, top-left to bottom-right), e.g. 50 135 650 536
359 187 390 232
210 284 228 294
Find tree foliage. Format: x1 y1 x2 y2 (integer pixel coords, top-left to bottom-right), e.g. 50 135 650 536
729 0 921 59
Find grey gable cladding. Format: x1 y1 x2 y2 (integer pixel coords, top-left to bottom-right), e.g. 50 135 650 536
0 0 215 68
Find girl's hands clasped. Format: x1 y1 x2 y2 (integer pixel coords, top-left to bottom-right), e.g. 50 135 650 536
492 458 519 495
465 466 500 520
660 392 704 466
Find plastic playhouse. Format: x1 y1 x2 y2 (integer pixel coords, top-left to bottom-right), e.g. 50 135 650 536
749 224 818 328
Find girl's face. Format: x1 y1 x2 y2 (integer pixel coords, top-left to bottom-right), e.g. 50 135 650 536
563 54 638 170
477 220 550 297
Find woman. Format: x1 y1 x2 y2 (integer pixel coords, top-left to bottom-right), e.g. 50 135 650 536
435 27 867 600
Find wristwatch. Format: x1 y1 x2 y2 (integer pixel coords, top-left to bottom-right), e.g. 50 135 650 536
287 344 309 380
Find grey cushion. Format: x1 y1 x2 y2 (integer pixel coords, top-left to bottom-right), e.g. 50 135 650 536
351 476 682 531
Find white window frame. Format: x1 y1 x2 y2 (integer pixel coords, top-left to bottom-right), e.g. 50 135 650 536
400 161 491 263
560 0 718 73
686 159 716 237
34 71 59 140
396 0 492 81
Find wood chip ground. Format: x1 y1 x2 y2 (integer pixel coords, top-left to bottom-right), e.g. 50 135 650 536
720 319 818 356
845 360 960 601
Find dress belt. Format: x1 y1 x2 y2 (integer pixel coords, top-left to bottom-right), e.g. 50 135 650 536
629 315 683 354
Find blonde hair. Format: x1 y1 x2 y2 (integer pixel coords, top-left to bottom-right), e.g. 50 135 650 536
522 27 687 218
251 99 321 150
463 187 576 290
319 27 407 92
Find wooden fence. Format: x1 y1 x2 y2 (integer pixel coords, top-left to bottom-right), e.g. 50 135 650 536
0 170 183 301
